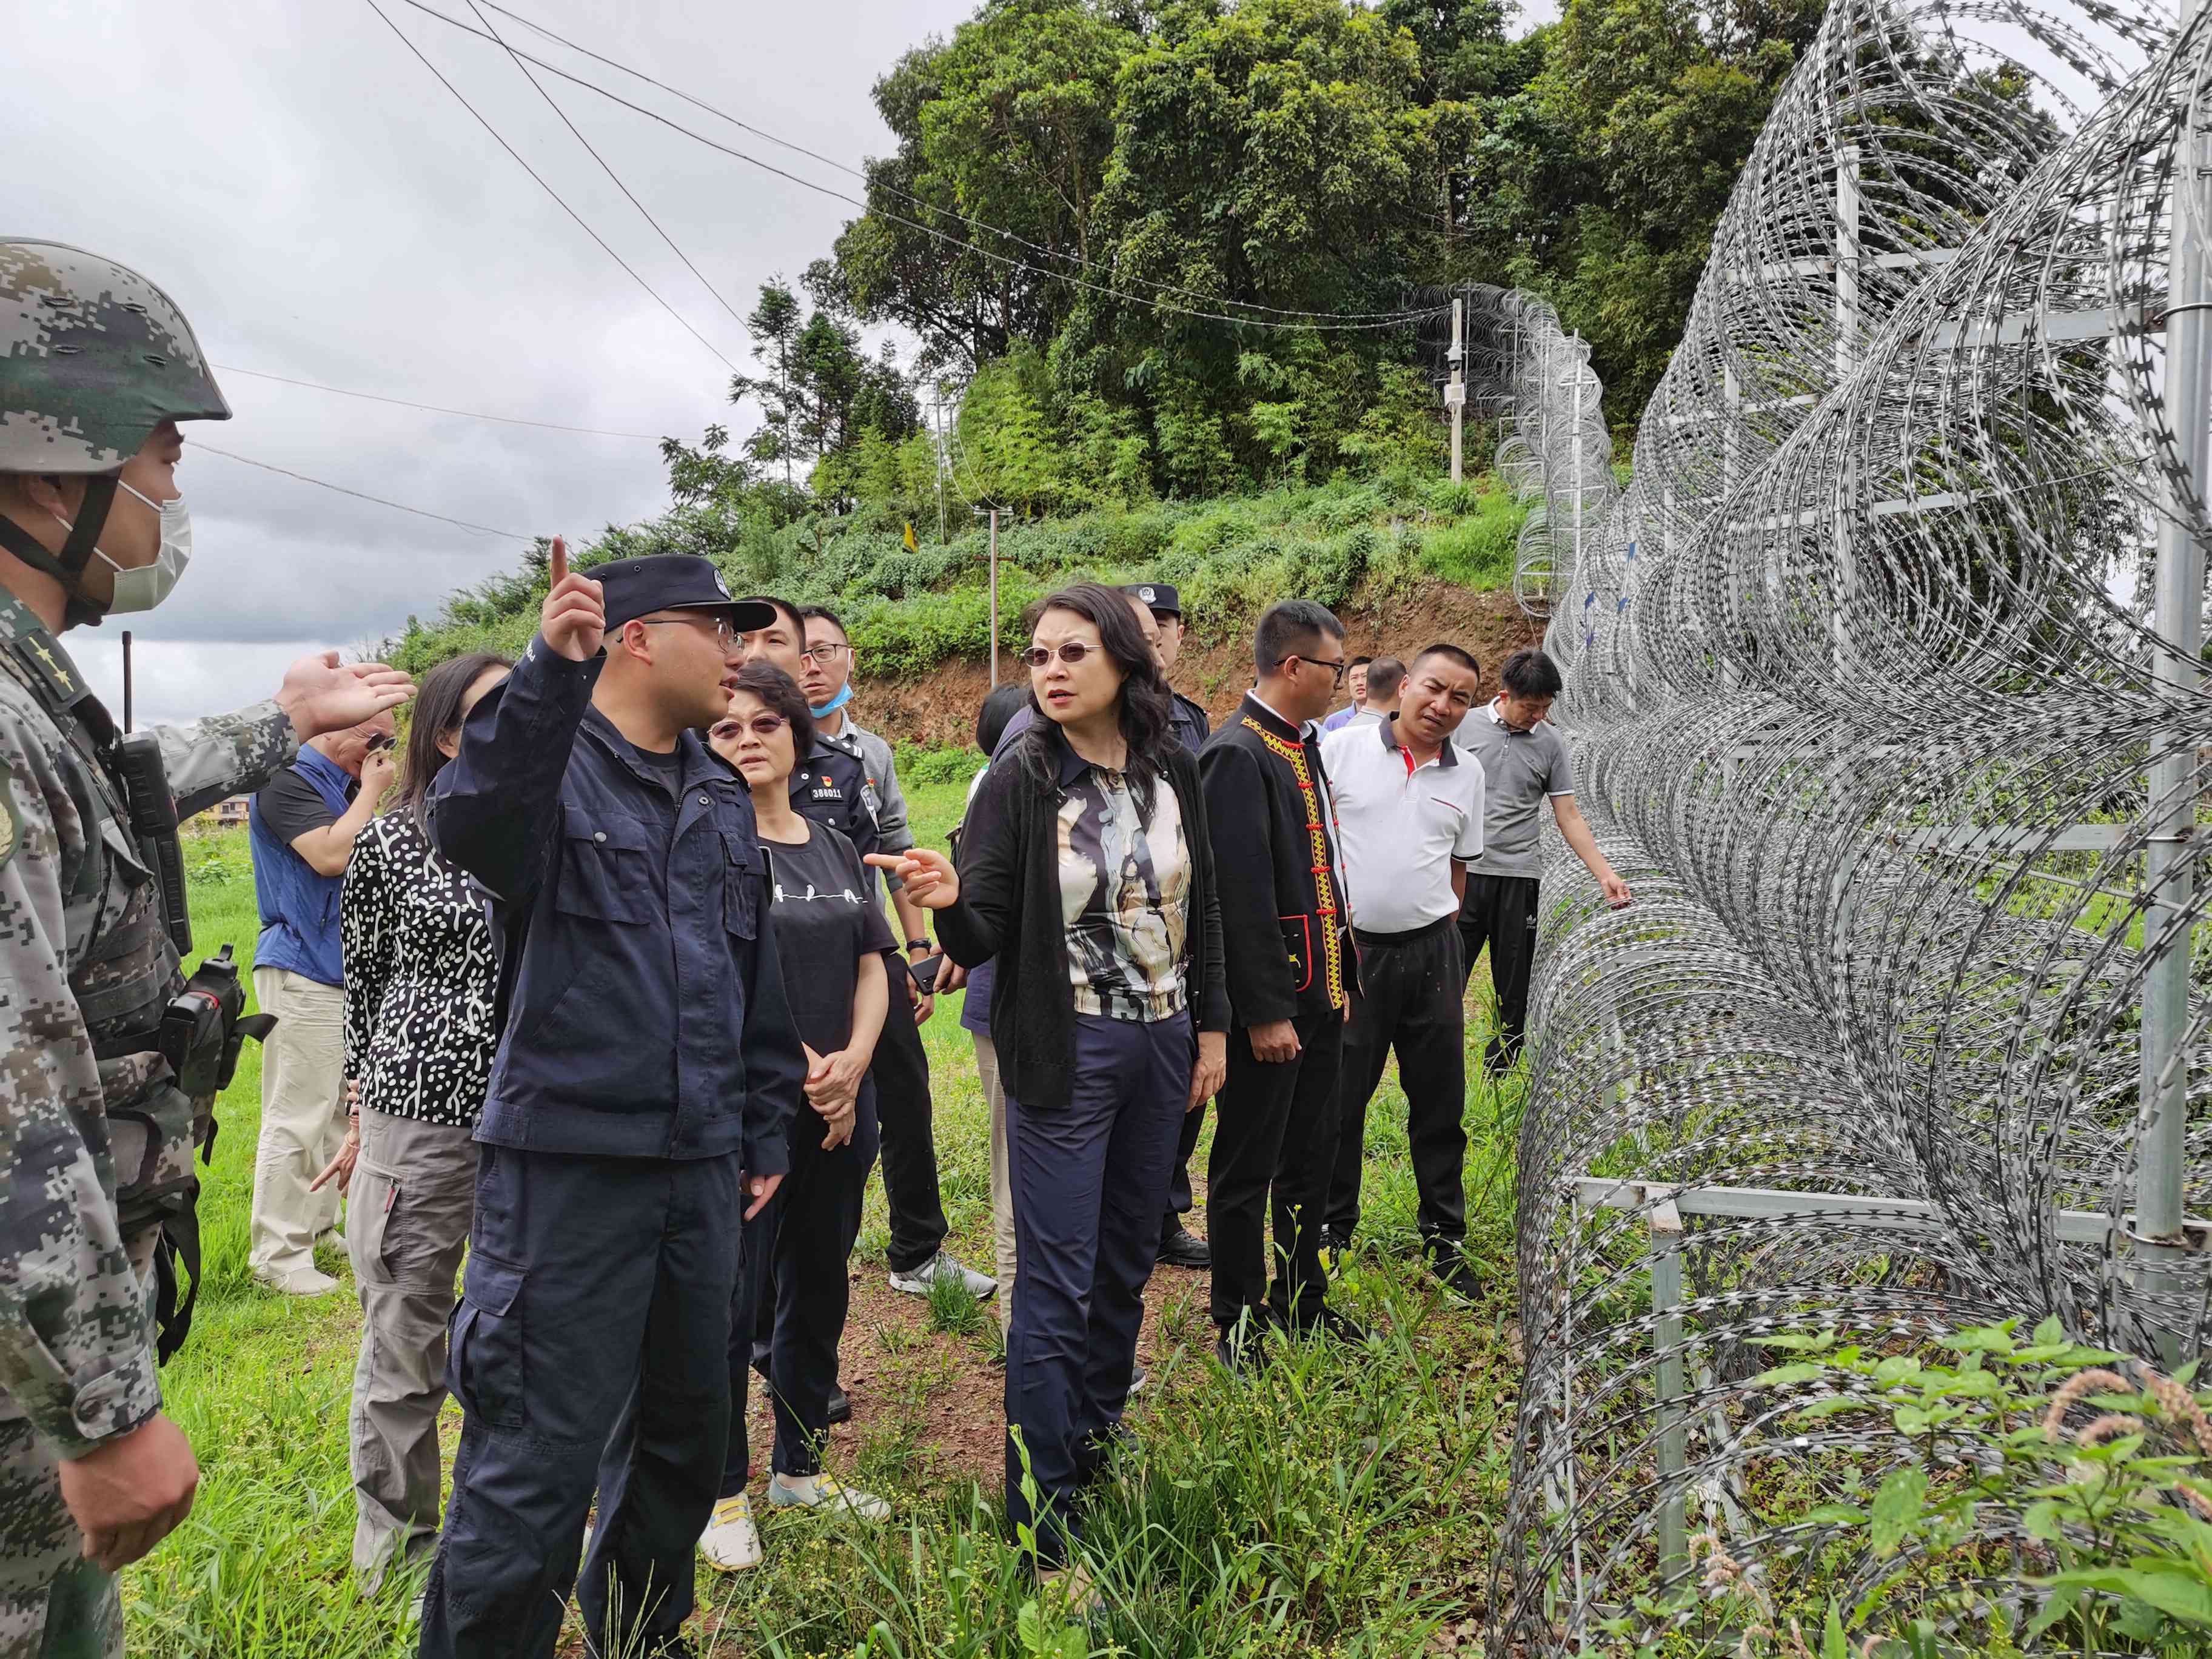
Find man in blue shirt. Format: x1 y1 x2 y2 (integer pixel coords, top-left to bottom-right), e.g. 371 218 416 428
247 712 395 1295
417 548 808 1659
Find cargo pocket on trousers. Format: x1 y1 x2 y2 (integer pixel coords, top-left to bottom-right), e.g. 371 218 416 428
447 1250 526 1432
348 1157 401 1288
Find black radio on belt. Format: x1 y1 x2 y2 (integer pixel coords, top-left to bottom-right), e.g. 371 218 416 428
115 730 193 956
160 944 274 1101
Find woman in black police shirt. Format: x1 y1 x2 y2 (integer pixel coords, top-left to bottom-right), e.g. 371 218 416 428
880 581 1229 1581
698 662 894 1572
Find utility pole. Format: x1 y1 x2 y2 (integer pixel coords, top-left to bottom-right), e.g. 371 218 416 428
975 504 1002 688
1447 296 1466 485
931 386 950 545
2136 22 2210 1358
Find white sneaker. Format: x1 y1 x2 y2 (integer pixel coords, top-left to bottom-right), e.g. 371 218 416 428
254 1265 340 1296
698 1493 762 1571
886 1250 997 1300
766 1472 891 1521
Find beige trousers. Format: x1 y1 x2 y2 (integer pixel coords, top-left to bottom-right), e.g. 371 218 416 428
975 1033 1019 1333
347 1107 477 1589
249 968 348 1279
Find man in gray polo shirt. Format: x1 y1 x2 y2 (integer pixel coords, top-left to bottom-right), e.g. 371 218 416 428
1455 648 1632 1074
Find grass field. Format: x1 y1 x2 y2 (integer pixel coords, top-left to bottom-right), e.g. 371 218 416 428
123 780 1521 1658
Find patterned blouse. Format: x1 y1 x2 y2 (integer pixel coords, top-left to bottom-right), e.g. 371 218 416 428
1056 763 1190 1022
340 813 498 1127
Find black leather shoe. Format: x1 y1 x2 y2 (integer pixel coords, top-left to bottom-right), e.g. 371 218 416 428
1290 1305 1370 1344
826 1384 852 1425
1429 1253 1483 1304
1158 1225 1212 1269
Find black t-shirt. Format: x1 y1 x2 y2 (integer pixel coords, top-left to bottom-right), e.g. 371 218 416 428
629 740 685 785
763 822 897 1054
256 764 352 846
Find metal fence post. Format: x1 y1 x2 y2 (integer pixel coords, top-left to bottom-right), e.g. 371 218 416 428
1650 1188 1689 1577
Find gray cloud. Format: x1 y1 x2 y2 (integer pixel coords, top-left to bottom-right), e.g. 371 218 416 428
10 0 969 726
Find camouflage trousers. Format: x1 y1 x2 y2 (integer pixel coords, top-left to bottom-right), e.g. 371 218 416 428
0 1231 158 1658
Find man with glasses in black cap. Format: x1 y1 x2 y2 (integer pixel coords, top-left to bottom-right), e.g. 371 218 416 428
418 547 808 1659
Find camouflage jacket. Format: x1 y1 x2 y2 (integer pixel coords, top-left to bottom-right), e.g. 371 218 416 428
0 611 294 1457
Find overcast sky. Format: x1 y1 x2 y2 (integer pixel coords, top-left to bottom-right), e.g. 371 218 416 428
7 0 973 725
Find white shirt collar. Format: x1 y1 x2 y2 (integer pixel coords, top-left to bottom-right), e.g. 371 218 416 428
1250 691 1316 739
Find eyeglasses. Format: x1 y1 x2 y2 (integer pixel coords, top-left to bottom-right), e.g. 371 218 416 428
637 614 737 645
800 642 850 665
364 732 395 754
1295 654 1351 686
1021 642 1097 668
712 714 790 742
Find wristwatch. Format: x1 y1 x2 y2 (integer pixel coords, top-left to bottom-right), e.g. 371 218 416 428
905 938 932 954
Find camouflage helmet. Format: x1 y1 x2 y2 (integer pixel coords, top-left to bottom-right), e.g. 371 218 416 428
0 240 230 475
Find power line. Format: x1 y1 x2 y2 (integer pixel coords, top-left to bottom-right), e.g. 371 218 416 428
360 0 741 371
210 363 667 438
461 0 752 334
393 0 1444 335
193 442 536 541
474 0 1422 324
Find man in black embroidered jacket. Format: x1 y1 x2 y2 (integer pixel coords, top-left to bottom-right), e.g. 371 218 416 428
1196 600 1361 1364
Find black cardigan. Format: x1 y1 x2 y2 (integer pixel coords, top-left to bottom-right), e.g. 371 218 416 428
937 729 1229 1112
1198 694 1352 1027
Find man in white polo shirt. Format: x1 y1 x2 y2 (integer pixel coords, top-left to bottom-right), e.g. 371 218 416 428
1457 647 1633 1076
1318 644 1486 1300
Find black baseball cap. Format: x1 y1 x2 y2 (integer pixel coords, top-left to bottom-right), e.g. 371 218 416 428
1127 580 1181 617
594 555 774 633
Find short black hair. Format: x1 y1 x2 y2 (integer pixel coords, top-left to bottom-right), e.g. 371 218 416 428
725 660 816 759
1364 656 1406 703
976 683 1028 754
1500 647 1563 699
1350 654 1375 669
744 594 805 637
1412 642 1481 679
797 603 848 641
1253 599 1344 676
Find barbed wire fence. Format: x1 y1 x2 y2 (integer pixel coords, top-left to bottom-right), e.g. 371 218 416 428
1429 0 2212 1644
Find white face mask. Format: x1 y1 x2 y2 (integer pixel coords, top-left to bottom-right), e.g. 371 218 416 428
51 479 192 615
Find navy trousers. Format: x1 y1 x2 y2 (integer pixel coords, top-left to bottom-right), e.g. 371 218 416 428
1208 1008 1344 1331
1004 1011 1195 1565
872 1000 951 1275
728 1082 880 1489
417 1145 741 1659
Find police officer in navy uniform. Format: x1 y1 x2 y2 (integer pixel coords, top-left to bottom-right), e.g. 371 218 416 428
1127 582 1215 1270
418 548 808 1659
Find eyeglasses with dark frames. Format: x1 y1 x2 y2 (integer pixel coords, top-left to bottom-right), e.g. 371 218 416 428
1294 654 1351 686
800 641 851 665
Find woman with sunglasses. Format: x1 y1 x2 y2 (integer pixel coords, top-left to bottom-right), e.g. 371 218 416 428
697 662 895 1572
315 651 511 1597
873 581 1229 1586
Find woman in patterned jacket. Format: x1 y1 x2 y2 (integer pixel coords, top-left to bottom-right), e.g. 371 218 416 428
316 650 509 1600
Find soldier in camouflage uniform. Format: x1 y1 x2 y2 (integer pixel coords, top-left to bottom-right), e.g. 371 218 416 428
0 240 414 1656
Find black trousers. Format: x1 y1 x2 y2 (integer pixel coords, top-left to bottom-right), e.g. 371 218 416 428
418 1145 740 1659
1460 873 1541 1073
1004 1012 1193 1566
1208 1008 1344 1330
871 998 950 1274
1326 917 1467 1250
1161 1099 1205 1239
728 1084 880 1490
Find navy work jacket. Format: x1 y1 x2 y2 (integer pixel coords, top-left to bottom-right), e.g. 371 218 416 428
428 637 806 1174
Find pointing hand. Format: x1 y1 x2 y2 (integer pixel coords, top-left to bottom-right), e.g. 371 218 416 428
540 537 605 663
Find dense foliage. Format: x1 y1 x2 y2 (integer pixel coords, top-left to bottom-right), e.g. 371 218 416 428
392 473 1527 677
